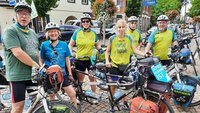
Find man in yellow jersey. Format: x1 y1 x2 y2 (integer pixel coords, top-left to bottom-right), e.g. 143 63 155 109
145 15 178 66
126 16 143 50
68 13 102 103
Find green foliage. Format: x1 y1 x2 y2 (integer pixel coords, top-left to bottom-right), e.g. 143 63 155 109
125 0 141 17
90 0 96 8
26 0 59 17
189 0 200 17
152 0 181 23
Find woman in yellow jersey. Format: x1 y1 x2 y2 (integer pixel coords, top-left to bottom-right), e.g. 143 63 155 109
126 16 143 50
105 19 146 103
68 14 101 103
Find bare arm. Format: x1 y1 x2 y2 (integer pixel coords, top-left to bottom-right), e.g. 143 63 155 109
11 47 39 68
145 42 152 53
68 40 75 54
105 41 111 68
132 42 145 56
95 41 101 50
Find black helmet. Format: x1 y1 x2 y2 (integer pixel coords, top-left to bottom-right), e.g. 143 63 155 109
14 2 32 13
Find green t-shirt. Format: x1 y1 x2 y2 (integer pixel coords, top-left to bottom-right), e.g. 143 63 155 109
3 24 39 81
109 35 132 67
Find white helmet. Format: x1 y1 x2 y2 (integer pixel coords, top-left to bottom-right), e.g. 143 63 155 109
45 22 60 31
128 16 138 22
80 13 93 25
14 2 32 13
157 15 169 21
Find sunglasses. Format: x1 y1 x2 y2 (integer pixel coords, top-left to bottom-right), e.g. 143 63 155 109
130 22 137 24
82 20 90 23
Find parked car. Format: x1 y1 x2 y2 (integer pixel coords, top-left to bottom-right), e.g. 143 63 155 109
66 20 101 35
105 23 116 38
37 25 80 45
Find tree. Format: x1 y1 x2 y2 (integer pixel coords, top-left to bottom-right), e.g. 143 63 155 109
189 0 200 18
26 0 59 17
26 0 59 31
152 0 181 23
125 0 141 17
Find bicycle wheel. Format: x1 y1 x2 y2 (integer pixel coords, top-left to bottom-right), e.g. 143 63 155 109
32 100 79 113
172 74 200 107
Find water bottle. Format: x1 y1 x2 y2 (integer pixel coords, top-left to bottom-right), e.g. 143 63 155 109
23 96 32 112
85 90 93 97
91 49 97 65
113 90 125 101
2 93 11 101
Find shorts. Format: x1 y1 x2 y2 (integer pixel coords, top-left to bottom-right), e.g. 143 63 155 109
75 60 91 71
10 80 37 103
109 67 123 81
62 76 71 87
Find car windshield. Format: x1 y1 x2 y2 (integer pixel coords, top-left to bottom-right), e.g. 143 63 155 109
65 21 75 25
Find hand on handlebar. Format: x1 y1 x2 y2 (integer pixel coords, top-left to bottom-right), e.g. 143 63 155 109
144 52 152 58
105 62 112 68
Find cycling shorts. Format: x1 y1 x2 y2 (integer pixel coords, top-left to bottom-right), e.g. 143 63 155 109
109 67 123 81
75 60 91 72
10 80 37 103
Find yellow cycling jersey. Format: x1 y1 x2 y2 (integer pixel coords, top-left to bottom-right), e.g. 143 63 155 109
126 29 142 47
148 28 177 60
71 28 98 59
109 34 132 67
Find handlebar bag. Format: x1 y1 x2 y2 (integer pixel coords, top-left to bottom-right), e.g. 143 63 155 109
147 80 171 94
130 96 159 113
173 82 195 107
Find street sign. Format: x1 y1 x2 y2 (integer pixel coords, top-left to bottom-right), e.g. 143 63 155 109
9 0 16 6
143 0 157 6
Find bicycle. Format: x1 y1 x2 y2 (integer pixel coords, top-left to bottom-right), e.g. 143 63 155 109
167 49 200 107
93 56 174 113
0 64 79 113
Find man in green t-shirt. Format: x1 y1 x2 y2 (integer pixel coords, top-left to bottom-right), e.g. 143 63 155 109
2 2 39 113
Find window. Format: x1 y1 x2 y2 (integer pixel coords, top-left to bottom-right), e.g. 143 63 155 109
82 0 88 5
67 0 75 3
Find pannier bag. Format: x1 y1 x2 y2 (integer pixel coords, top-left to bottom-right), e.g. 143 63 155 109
173 82 195 107
130 96 159 113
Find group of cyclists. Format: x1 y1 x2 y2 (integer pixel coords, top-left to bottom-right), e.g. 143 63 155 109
2 2 179 113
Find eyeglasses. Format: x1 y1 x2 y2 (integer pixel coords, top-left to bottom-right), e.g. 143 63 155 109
17 12 31 17
82 20 90 23
130 22 137 24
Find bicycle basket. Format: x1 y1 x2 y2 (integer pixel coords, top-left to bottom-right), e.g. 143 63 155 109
45 65 64 92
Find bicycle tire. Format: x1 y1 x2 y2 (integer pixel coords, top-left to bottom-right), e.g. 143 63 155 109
160 97 174 113
172 74 200 107
32 100 79 113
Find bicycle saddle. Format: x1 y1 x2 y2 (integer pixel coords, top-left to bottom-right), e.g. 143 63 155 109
137 57 160 66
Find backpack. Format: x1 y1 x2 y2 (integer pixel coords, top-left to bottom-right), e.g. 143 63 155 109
130 96 159 113
173 82 195 107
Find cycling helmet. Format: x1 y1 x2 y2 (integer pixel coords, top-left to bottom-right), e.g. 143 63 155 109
45 22 60 31
80 13 93 25
14 2 32 13
128 16 138 22
157 15 169 21
46 65 63 91
178 48 191 64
